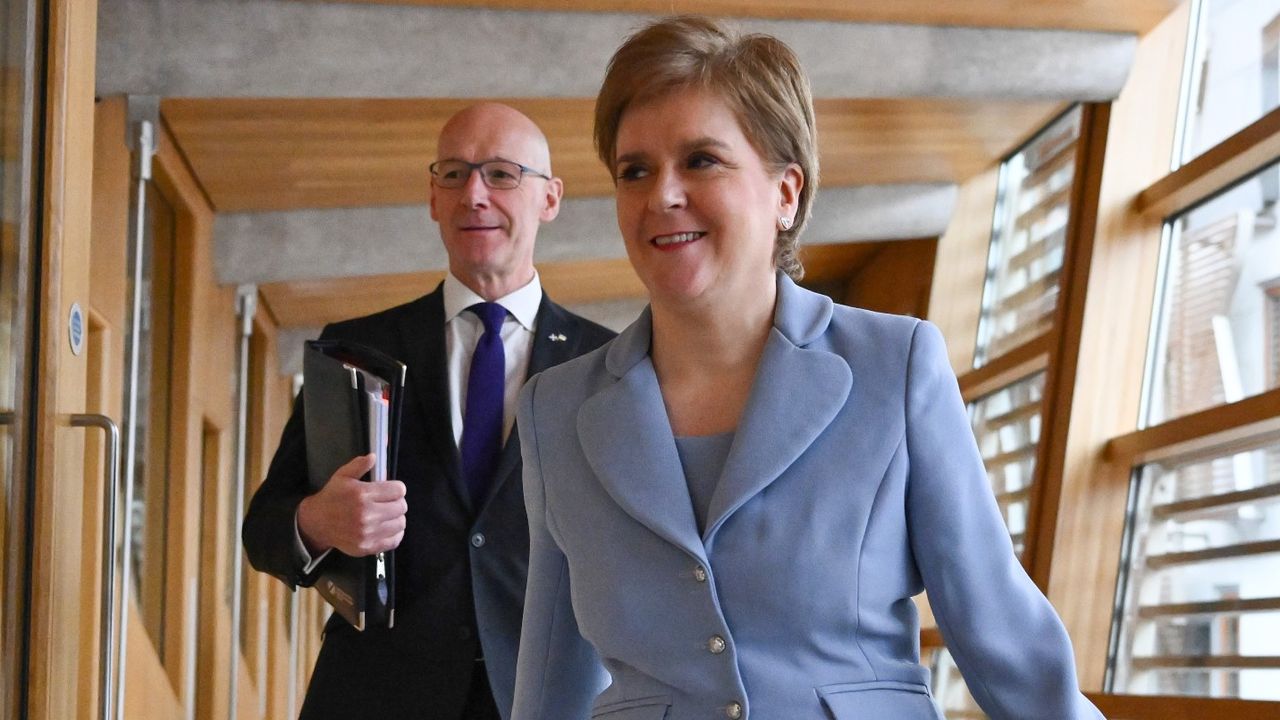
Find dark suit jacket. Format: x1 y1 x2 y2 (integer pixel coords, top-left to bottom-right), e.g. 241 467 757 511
242 284 614 720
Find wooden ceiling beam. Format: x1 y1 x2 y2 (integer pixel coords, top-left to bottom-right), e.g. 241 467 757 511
162 97 1063 212
316 0 1177 35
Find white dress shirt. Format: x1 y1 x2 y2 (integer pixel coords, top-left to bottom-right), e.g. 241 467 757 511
297 271 543 571
442 270 543 448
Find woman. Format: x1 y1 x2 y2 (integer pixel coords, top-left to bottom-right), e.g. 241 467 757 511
511 16 1103 720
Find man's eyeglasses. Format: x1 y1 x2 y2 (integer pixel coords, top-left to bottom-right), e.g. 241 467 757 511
429 159 551 190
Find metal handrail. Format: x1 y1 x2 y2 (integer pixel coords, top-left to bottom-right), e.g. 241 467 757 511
69 414 121 720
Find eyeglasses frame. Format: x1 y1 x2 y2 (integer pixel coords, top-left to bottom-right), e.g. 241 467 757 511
428 158 552 190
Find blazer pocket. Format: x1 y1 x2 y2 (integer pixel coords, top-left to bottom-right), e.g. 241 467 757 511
817 680 942 720
591 694 672 719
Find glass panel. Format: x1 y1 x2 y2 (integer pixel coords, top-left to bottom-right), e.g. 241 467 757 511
1112 439 1280 701
974 106 1081 366
1144 160 1280 425
930 647 988 719
968 372 1046 558
1 0 38 716
1179 0 1280 165
129 181 177 661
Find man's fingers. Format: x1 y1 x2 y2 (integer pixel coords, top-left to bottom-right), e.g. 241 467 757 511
379 514 407 538
364 479 407 502
374 526 405 554
380 530 405 553
352 517 407 556
358 498 408 527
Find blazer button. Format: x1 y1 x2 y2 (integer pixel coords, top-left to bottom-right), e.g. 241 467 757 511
693 565 708 582
707 635 726 654
470 532 486 548
725 701 743 719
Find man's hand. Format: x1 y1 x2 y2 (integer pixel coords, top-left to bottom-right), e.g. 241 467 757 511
296 453 407 557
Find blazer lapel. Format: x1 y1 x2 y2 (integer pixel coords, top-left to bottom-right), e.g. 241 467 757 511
703 275 853 541
577 310 708 562
397 287 470 511
478 296 583 513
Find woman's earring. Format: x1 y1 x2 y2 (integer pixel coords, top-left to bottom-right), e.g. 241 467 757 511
778 216 793 231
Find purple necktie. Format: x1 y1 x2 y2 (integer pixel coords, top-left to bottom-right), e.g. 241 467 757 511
460 302 507 509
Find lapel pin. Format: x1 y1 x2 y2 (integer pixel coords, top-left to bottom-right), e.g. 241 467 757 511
548 333 567 342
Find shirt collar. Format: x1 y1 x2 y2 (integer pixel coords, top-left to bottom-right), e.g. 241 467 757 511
443 271 543 332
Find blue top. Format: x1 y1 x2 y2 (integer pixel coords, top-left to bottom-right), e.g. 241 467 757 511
674 432 735 534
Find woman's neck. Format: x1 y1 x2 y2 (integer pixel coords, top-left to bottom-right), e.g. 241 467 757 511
648 276 777 434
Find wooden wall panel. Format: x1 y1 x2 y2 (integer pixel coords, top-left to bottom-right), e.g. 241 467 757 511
78 96 131 720
927 166 999 374
841 238 938 318
1 68 18 165
156 112 227 715
259 317 304 720
1048 2 1190 691
161 97 1063 212
121 601 182 720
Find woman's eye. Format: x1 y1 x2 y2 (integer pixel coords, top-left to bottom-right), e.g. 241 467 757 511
687 152 719 169
616 164 648 181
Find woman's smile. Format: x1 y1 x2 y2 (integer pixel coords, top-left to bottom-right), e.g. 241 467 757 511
651 231 707 249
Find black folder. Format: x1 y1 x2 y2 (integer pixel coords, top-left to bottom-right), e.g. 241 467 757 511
302 339 407 631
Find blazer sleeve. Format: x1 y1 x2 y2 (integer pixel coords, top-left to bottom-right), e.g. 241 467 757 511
903 321 1102 720
511 373 610 720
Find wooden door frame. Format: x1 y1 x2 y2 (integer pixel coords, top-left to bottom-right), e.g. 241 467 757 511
28 0 98 717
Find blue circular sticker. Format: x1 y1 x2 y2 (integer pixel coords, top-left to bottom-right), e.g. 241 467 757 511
69 302 85 356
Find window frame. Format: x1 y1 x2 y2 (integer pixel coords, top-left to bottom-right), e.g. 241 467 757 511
1087 6 1280 711
955 102 1111 590
920 102 1113 718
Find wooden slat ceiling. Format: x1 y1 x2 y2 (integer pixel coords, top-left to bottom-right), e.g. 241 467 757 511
321 0 1179 34
259 242 883 327
162 97 1063 212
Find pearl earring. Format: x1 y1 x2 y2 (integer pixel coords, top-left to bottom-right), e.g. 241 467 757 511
778 216 793 231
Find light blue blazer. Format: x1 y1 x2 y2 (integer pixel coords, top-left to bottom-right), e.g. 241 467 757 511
511 274 1102 720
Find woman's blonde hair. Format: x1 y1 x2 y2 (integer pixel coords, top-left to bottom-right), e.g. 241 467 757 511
594 15 819 280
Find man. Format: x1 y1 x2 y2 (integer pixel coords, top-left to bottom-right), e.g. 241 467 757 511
243 103 615 720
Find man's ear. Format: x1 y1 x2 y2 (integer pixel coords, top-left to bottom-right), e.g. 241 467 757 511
429 184 441 222
540 177 564 223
